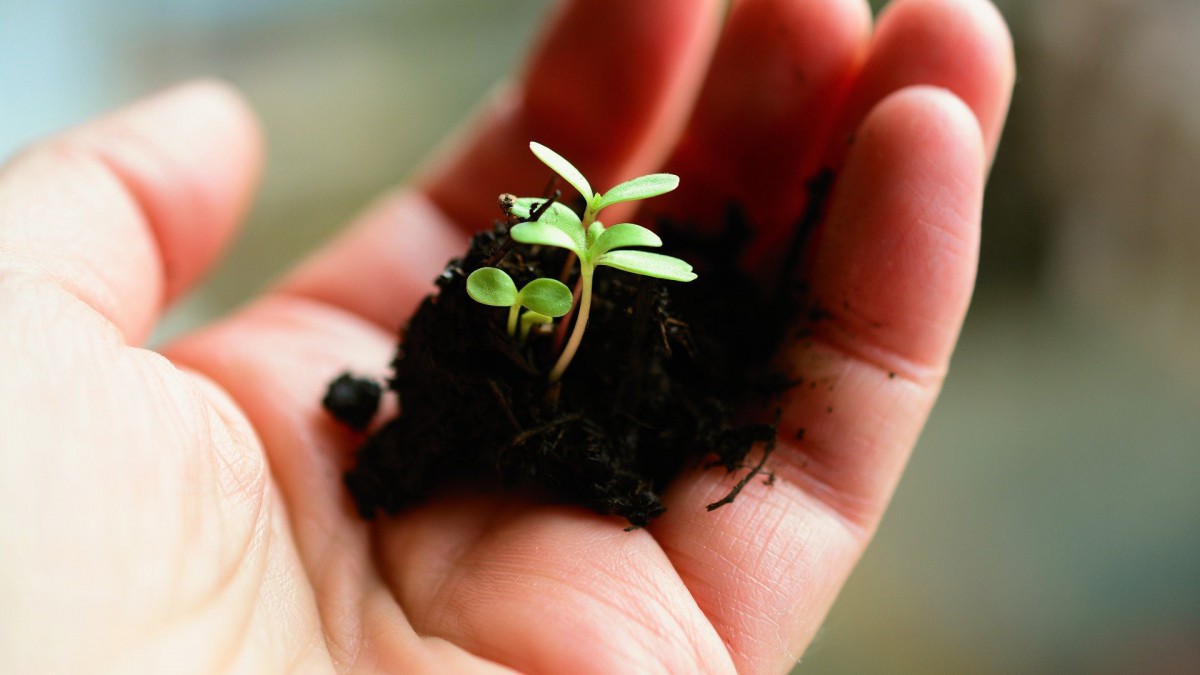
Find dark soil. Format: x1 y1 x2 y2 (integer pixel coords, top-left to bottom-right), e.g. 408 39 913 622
322 373 382 432
327 181 830 528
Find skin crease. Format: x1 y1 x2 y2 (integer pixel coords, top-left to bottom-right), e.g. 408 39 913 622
0 0 1013 672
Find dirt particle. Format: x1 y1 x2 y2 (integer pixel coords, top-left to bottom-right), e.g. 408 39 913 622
322 373 382 432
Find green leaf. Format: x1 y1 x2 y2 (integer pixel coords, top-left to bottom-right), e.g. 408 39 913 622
510 221 582 255
597 250 697 282
517 278 574 317
508 196 536 219
511 197 586 253
536 204 586 250
590 223 662 258
538 202 583 231
511 197 580 226
466 267 519 306
596 173 679 210
530 142 593 202
586 221 606 249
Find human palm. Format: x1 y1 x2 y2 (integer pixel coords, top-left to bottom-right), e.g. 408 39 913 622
0 0 1013 672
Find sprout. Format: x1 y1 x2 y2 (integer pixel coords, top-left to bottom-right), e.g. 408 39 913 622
519 311 553 343
466 267 574 340
510 142 696 381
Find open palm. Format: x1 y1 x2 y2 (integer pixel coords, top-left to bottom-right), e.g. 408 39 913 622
1 0 1013 672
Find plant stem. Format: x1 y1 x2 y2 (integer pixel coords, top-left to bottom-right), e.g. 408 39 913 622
507 305 520 337
553 256 581 351
582 199 598 230
549 266 592 381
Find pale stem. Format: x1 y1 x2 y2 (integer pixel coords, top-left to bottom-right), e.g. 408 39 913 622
582 200 598 229
549 266 593 381
506 304 520 337
553 264 582 352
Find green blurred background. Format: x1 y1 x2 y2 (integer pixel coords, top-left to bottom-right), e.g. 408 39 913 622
2 1 1197 672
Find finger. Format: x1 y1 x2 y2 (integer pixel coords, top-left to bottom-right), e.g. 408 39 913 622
651 87 987 672
0 80 262 344
418 0 724 231
376 499 734 674
807 87 984 378
778 86 985 516
653 0 871 235
825 0 1015 167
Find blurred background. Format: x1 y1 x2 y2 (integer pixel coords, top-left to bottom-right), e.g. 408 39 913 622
2 0 1197 671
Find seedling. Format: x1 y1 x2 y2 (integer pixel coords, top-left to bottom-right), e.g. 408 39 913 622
466 267 573 341
519 311 554 343
509 142 696 380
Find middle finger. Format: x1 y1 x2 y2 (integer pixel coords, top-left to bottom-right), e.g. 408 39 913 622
650 0 872 266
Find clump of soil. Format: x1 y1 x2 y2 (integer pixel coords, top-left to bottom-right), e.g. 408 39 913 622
328 196 811 528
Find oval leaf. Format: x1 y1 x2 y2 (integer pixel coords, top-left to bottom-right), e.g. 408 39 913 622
590 223 662 258
536 203 586 252
517 278 574 317
597 250 697 282
530 142 593 202
510 221 582 255
466 267 518 306
596 173 679 210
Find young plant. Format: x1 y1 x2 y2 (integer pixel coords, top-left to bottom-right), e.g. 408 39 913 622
509 142 696 381
518 310 554 343
466 267 573 342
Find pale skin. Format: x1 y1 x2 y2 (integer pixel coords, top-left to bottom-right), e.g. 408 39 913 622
0 0 1013 672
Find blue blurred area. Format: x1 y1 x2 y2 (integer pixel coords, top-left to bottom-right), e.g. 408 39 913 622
2 1 112 154
2 0 369 156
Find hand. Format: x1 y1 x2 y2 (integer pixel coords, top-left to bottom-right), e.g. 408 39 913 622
0 0 1012 672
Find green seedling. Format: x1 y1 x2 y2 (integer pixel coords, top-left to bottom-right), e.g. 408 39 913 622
519 311 554 343
466 267 573 341
509 142 696 381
